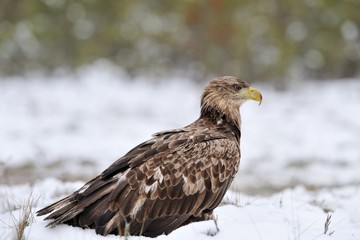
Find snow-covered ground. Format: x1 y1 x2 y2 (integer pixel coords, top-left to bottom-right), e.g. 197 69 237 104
1 180 360 240
1 64 359 239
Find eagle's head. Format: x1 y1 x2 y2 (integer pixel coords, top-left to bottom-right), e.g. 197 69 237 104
200 76 262 127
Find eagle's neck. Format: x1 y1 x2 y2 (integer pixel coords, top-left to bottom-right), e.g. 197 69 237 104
200 102 241 142
198 88 245 142
200 90 241 124
200 106 240 127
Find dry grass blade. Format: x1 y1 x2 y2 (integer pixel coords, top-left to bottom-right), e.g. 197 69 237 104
11 196 38 240
117 210 130 240
323 213 335 235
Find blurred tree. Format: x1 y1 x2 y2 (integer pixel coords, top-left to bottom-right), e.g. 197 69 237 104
0 0 359 83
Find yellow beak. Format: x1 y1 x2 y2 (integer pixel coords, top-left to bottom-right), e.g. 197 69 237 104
242 87 263 105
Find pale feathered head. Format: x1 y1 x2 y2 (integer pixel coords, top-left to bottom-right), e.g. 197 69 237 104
200 76 262 126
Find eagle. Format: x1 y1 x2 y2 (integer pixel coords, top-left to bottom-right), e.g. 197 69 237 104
36 76 262 237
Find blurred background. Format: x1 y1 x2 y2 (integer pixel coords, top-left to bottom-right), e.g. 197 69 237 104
1 0 359 86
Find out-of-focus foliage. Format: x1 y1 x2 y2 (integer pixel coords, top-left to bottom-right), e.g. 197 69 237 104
0 0 359 82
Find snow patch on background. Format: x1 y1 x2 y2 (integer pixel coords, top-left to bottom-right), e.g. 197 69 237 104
1 68 359 191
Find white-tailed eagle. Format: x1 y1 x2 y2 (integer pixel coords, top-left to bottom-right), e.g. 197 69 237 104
37 76 262 237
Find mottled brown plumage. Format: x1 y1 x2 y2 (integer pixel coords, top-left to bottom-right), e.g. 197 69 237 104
36 76 262 237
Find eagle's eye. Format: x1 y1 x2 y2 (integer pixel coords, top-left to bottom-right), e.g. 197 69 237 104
234 85 242 91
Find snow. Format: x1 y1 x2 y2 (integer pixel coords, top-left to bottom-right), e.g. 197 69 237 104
0 64 360 239
1 181 360 240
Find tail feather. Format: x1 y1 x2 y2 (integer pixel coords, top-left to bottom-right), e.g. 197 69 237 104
36 177 118 229
37 194 76 217
36 193 80 228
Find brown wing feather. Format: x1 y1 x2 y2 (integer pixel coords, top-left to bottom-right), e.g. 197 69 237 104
36 123 240 237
